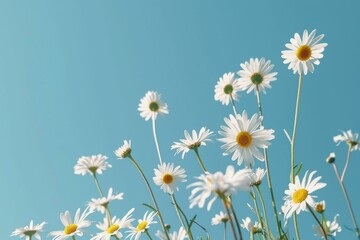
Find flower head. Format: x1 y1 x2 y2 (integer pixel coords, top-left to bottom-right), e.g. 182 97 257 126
218 111 275 167
249 168 267 186
11 220 47 240
74 154 111 176
49 207 93 240
138 91 169 121
171 127 213 159
326 152 336 164
155 227 187 240
88 188 124 214
114 140 132 159
333 130 359 151
237 58 277 94
153 162 187 194
315 200 326 213
282 171 326 219
313 214 341 238
127 211 157 240
211 211 228 225
214 72 241 105
281 29 327 75
241 217 261 234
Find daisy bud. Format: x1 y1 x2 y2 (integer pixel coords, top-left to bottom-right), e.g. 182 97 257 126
326 152 336 164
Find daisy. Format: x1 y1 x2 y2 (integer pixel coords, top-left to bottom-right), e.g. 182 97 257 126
241 217 261 234
114 140 132 159
281 29 328 75
127 211 157 240
171 127 213 159
315 200 326 213
11 220 47 240
237 58 277 94
88 188 124 214
333 130 359 151
155 227 187 240
214 72 241 105
153 162 187 194
282 171 326 219
218 111 275 167
49 207 93 240
211 211 228 225
188 165 251 210
326 152 336 164
249 168 267 186
138 91 169 121
74 154 111 176
314 214 341 238
90 208 135 240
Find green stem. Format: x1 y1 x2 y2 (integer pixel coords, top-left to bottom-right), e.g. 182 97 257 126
193 148 207 173
171 194 194 240
251 191 266 240
128 154 170 240
250 232 254 240
255 186 271 239
306 203 328 240
230 200 243 240
152 117 163 164
230 95 238 115
72 236 76 240
145 229 153 240
224 222 227 240
93 173 111 225
222 196 238 240
341 145 352 181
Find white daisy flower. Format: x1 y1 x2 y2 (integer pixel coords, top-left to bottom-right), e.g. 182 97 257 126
138 91 169 121
214 72 241 105
153 162 187 194
333 130 359 151
49 207 93 240
313 214 341 238
282 171 326 219
315 200 326 213
188 165 251 210
241 217 261 234
211 211 228 225
171 127 213 159
281 29 328 75
155 227 187 240
127 211 157 240
88 188 124 214
114 140 132 159
90 208 135 240
218 111 275 167
74 154 111 176
11 220 47 240
237 58 277 94
249 168 267 186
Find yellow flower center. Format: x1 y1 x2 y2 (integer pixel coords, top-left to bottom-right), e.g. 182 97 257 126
64 224 78 235
162 173 174 184
250 73 263 85
236 131 252 147
106 224 120 234
253 226 259 234
292 188 308 203
137 221 148 231
316 204 324 213
296 45 312 61
149 101 159 112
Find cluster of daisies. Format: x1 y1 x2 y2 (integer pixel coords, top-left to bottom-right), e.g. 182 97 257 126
11 29 360 240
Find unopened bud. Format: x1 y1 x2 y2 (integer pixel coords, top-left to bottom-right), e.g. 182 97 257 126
326 152 336 164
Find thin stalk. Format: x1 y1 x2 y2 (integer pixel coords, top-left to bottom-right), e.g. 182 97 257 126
230 95 238 115
193 148 207 173
93 173 111 224
332 163 360 239
152 117 163 164
255 86 281 238
224 222 227 240
145 230 153 240
251 191 266 240
29 236 32 240
171 194 194 240
255 186 271 239
230 201 243 240
341 145 352 181
250 232 254 240
72 236 76 240
128 154 170 240
306 203 328 240
293 215 300 240
222 197 238 240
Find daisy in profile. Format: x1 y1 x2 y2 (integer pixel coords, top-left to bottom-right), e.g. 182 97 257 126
90 208 135 240
11 220 47 240
171 127 213 159
249 168 267 186
214 72 241 105
282 171 326 219
315 200 326 213
218 111 275 167
211 211 228 225
333 129 359 151
49 207 93 240
138 91 169 121
127 211 157 240
313 214 341 238
155 227 187 240
153 162 187 194
281 29 327 75
237 58 277 94
88 188 124 213
241 217 261 234
188 165 251 210
114 140 132 159
74 154 111 176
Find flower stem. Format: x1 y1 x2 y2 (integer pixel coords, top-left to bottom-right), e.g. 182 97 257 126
72 236 76 240
255 86 281 238
145 230 153 240
230 95 238 115
255 186 271 239
341 144 352 181
93 173 111 225
224 222 227 240
332 163 360 239
171 193 194 240
152 116 163 164
193 148 207 173
306 203 328 240
251 191 266 240
128 154 170 240
222 196 238 240
230 200 243 240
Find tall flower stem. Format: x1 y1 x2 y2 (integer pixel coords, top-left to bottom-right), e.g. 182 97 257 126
171 194 194 240
230 201 243 240
255 186 271 239
251 191 266 240
224 222 227 240
341 145 352 181
193 148 207 173
332 163 360 239
306 203 328 240
128 154 170 240
145 230 153 240
92 173 111 225
230 95 238 115
222 196 238 240
72 236 76 240
152 117 163 164
255 86 281 238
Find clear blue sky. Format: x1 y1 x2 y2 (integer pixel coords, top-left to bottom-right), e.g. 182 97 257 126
1 1 359 239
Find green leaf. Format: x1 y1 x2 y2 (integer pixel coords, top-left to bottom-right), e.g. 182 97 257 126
142 203 157 212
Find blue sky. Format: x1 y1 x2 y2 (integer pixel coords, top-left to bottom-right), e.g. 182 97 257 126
1 0 360 239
